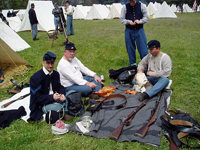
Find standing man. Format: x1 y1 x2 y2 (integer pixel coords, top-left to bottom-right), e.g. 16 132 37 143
52 2 61 34
137 40 172 101
29 3 39 41
29 51 72 122
65 1 74 36
57 42 102 97
120 0 149 66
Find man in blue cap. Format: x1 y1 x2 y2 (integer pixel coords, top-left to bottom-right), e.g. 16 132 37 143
57 42 102 97
28 3 39 40
137 40 172 101
120 0 149 66
29 51 72 122
52 2 61 34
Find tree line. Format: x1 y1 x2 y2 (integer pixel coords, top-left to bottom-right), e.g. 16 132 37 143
0 0 199 10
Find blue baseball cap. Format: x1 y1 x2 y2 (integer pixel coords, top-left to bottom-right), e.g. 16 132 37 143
147 40 161 49
31 3 35 7
43 51 56 62
65 42 77 50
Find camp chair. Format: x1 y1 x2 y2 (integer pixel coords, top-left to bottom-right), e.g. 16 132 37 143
47 31 56 40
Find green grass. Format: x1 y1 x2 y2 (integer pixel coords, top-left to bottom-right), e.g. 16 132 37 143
0 12 200 149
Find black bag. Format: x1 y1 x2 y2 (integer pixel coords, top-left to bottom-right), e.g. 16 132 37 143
86 99 102 113
117 69 137 84
67 91 85 117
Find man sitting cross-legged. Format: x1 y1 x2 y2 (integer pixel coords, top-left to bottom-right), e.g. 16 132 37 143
29 51 73 122
137 40 172 101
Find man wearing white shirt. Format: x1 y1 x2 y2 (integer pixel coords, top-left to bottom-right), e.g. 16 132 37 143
57 42 102 97
65 1 74 36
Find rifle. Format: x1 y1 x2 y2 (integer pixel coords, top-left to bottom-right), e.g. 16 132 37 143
59 13 69 43
134 93 162 138
109 97 153 140
51 22 59 48
1 93 30 108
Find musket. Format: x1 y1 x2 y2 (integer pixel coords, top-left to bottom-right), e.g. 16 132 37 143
1 93 30 108
134 92 162 138
59 13 69 43
51 22 59 48
109 97 153 140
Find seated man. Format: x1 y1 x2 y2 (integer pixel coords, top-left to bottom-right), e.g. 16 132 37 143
57 42 102 97
30 51 72 122
137 40 172 101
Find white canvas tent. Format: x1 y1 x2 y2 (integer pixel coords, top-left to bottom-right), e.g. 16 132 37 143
154 2 161 10
147 2 157 16
6 16 21 31
107 3 123 19
183 4 193 12
170 4 177 12
17 0 55 32
153 1 177 18
85 4 109 20
17 9 26 20
73 5 91 19
0 22 31 66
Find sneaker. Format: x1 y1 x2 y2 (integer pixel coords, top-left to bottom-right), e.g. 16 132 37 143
62 112 72 122
139 92 149 102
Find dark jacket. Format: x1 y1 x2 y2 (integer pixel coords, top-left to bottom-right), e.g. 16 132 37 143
125 2 143 30
28 8 38 25
29 69 65 120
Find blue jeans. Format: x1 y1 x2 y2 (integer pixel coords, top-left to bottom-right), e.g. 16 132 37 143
54 17 60 33
42 90 75 113
145 76 169 97
66 75 101 97
125 28 148 65
66 15 74 35
31 24 38 39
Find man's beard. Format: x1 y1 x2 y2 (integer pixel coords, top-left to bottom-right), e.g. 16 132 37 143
69 56 74 61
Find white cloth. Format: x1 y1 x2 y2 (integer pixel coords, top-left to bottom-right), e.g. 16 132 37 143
57 57 96 87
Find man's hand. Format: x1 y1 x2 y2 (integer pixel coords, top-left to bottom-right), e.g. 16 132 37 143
60 94 66 102
85 82 97 89
134 20 140 24
130 20 136 26
53 93 60 100
137 70 143 73
93 74 101 84
147 71 153 76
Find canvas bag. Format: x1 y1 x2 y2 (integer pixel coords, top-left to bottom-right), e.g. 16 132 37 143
67 91 85 117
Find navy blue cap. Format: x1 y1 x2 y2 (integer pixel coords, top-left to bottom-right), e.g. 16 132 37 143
147 40 160 49
43 51 56 62
31 3 35 7
66 1 70 4
65 42 77 50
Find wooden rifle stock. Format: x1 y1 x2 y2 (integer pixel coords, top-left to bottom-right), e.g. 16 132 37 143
59 14 69 43
109 97 152 140
51 22 59 48
134 93 162 138
164 131 180 150
1 93 30 108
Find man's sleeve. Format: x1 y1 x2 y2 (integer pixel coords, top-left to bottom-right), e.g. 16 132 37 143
30 74 54 105
140 3 149 24
120 5 130 25
55 72 66 95
137 55 149 72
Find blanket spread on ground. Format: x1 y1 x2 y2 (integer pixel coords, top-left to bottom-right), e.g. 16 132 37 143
71 81 172 147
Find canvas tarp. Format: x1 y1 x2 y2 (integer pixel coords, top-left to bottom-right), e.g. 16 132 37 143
71 81 172 147
0 22 31 66
153 1 177 18
16 0 55 32
85 4 109 20
107 3 123 19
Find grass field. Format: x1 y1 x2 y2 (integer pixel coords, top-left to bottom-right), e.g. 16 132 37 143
0 12 200 149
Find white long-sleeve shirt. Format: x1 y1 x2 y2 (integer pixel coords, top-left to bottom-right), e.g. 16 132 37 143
65 5 73 15
57 57 96 87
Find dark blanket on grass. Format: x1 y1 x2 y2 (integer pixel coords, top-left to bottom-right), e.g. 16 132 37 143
71 81 172 147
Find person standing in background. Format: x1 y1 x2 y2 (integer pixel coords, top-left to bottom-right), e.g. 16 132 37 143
120 0 149 66
65 1 74 36
28 3 39 41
